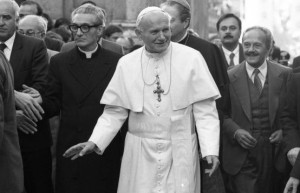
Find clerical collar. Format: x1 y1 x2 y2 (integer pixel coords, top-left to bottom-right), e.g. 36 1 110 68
78 44 98 59
144 43 171 59
177 31 188 43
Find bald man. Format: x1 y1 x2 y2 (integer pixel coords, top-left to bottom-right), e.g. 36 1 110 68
64 6 220 193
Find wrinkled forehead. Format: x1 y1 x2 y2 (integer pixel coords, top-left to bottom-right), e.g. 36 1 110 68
72 13 98 24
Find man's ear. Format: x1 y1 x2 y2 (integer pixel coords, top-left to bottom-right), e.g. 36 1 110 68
97 26 104 37
135 28 142 40
183 18 190 29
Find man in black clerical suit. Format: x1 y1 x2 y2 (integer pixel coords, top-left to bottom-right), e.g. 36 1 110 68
217 13 244 69
161 1 229 193
40 4 123 193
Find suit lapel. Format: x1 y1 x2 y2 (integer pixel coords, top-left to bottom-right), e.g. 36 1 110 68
267 62 283 127
239 43 245 63
10 33 23 72
231 62 252 121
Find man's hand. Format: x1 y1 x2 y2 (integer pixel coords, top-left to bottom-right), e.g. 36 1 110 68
287 148 300 166
269 129 282 144
15 90 44 122
22 84 42 104
63 141 96 160
204 155 219 177
234 129 257 149
16 110 37 134
284 177 299 193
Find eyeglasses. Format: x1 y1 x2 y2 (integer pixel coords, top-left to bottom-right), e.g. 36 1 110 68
18 29 44 37
68 24 101 33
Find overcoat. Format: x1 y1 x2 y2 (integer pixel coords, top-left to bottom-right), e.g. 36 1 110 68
43 46 123 193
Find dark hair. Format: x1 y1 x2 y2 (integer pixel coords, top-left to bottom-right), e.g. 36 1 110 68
81 1 97 6
102 25 123 38
20 1 43 16
216 13 242 31
161 1 190 23
54 18 71 29
41 13 53 31
52 27 71 43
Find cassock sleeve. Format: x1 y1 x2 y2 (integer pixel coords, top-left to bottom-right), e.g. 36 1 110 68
193 98 220 157
89 105 128 153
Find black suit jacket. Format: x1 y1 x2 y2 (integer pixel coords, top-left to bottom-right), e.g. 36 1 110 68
43 46 123 193
282 73 300 179
219 43 245 69
222 61 291 175
10 33 52 152
178 34 230 123
292 56 300 70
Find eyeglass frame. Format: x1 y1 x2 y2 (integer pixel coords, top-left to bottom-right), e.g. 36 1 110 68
68 23 102 33
18 29 45 37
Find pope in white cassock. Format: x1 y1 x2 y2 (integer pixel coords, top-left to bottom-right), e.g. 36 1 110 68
64 6 221 193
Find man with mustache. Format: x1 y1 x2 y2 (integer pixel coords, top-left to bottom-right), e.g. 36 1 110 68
222 26 291 193
217 13 244 69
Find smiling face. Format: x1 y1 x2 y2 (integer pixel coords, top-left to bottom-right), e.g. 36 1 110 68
0 0 18 42
135 11 171 53
242 29 270 68
71 13 103 51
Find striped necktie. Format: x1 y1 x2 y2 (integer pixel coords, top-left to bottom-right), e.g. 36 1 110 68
253 68 262 93
229 53 235 67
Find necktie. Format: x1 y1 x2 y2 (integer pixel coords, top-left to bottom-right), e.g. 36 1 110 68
253 68 262 93
229 53 235 67
0 43 6 52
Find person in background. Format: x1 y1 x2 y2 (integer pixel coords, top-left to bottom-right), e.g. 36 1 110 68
217 13 244 69
102 24 123 42
18 15 59 63
19 0 63 51
161 1 229 192
116 36 134 55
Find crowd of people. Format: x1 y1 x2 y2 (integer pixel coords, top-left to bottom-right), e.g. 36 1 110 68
0 0 299 193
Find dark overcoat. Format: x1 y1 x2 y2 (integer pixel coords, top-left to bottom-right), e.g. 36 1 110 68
0 51 23 193
43 46 123 193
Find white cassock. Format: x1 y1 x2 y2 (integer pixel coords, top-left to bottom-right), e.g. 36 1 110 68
89 42 220 193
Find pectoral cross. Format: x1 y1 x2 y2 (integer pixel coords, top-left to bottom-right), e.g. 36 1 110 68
153 75 164 102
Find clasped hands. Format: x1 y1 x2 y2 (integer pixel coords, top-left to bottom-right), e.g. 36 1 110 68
234 129 282 149
15 85 44 134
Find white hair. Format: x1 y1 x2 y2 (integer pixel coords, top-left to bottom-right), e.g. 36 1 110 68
0 0 20 17
136 6 171 31
19 15 48 32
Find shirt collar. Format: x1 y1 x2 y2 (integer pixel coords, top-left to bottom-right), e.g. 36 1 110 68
246 60 268 79
222 44 239 56
1 32 16 51
78 44 98 59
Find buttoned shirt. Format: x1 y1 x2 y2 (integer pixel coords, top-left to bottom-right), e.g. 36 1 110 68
0 32 16 61
222 45 239 66
246 60 267 87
